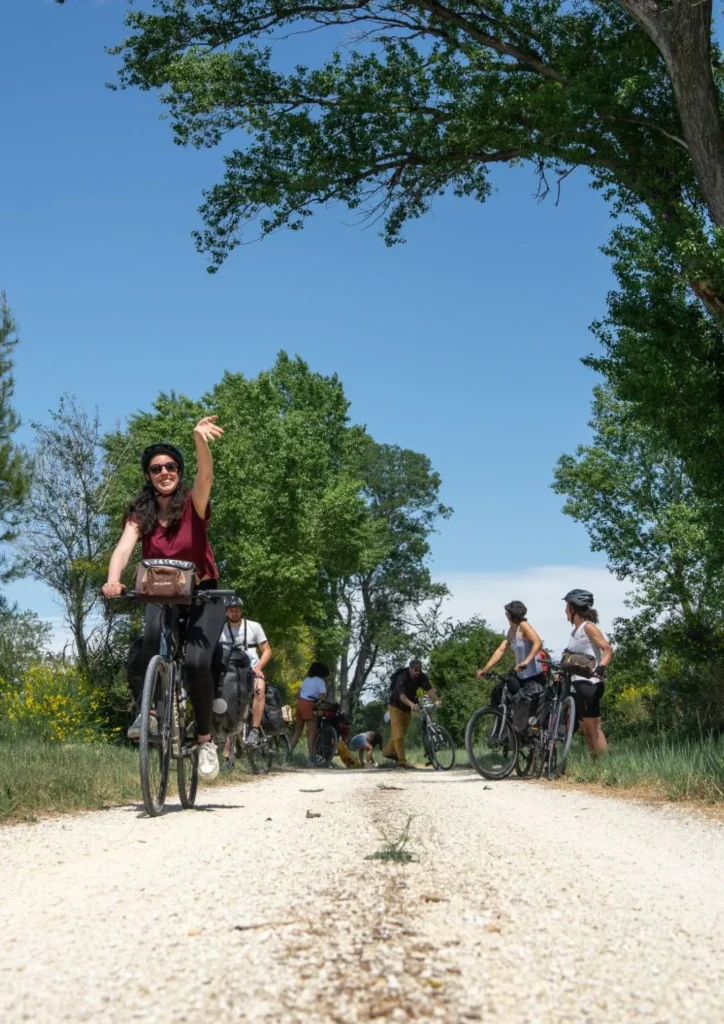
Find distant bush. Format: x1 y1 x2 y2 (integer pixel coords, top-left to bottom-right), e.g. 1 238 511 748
0 661 112 743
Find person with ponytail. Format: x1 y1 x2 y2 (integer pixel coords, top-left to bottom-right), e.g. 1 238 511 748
562 589 612 758
102 416 226 782
476 600 546 705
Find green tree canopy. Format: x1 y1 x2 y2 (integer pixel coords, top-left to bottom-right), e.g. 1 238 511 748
16 397 114 671
337 433 451 712
0 294 31 571
553 384 724 731
109 1 724 517
103 353 449 695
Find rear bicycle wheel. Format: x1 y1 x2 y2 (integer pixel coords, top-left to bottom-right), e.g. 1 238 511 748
465 706 518 780
547 695 576 779
176 681 198 808
139 655 172 816
249 733 273 775
312 725 337 767
426 724 456 771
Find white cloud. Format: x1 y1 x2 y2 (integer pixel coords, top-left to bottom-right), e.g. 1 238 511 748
434 565 633 657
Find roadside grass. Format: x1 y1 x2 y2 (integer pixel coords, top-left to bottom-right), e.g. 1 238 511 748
563 732 724 803
0 730 269 823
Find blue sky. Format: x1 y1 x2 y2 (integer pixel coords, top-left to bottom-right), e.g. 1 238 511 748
0 0 630 650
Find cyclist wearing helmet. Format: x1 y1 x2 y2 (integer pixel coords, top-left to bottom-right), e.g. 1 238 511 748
476 601 545 703
102 416 226 782
563 589 612 758
219 596 272 750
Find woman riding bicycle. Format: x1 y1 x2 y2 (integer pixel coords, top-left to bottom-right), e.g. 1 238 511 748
563 588 612 759
476 600 545 703
102 416 226 783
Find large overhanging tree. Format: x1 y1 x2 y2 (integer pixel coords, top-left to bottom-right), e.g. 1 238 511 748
109 2 724 507
111 0 716 263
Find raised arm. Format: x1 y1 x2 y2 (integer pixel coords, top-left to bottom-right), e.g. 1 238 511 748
103 520 142 596
477 637 510 678
191 416 224 519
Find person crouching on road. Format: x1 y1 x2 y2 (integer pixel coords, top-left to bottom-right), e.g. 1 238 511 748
349 730 383 767
289 662 330 766
476 600 545 703
383 660 441 769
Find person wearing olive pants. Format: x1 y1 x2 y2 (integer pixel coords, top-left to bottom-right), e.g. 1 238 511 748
383 660 441 768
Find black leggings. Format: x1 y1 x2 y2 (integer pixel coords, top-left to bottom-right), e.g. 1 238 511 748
128 585 227 736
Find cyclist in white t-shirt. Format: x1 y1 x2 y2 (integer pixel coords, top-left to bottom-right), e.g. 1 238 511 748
288 662 330 766
220 596 272 748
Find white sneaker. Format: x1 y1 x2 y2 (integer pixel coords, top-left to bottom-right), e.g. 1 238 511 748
198 741 220 782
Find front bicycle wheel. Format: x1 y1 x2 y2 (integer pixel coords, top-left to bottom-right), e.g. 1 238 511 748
312 725 337 767
139 655 172 816
270 732 291 766
547 695 576 779
426 724 456 771
465 706 518 780
176 683 198 809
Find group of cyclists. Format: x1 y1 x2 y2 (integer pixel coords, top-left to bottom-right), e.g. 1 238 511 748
102 418 612 787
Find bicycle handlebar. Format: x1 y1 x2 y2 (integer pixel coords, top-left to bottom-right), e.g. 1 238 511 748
104 588 237 605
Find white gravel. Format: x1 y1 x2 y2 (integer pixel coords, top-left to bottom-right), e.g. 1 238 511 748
1 767 724 1022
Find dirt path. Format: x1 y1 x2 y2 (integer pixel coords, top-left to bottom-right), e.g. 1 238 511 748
2 767 723 1023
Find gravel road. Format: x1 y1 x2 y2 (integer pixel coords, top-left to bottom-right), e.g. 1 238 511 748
2 767 723 1023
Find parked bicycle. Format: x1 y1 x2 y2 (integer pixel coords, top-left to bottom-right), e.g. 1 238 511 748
419 698 456 771
224 727 291 774
465 668 575 781
107 580 235 816
311 700 349 767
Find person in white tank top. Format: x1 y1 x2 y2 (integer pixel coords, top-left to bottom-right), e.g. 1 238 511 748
563 589 613 759
477 600 545 693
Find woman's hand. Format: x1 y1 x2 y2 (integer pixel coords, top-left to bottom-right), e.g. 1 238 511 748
476 668 488 679
194 415 224 445
514 662 528 674
102 582 126 598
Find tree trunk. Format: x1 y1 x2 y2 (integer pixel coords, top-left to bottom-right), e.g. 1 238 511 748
619 0 724 226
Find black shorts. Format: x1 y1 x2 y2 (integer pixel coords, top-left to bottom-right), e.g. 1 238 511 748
573 679 605 719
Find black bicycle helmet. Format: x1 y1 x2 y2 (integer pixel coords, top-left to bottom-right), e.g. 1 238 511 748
140 443 185 477
225 595 243 608
563 589 594 608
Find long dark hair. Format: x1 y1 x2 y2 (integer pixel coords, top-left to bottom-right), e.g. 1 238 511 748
124 480 191 536
568 602 599 624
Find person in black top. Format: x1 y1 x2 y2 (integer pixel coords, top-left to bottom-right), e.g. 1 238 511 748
382 660 441 768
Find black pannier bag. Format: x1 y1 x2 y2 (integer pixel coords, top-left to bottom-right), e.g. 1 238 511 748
512 680 546 734
212 649 253 738
263 684 285 734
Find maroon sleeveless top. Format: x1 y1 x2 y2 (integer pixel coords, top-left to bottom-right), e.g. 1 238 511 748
138 494 219 580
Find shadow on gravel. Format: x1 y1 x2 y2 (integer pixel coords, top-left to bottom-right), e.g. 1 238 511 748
132 802 245 818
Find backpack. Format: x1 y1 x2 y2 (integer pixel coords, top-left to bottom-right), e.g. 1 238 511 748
212 652 253 738
263 684 285 734
389 667 406 702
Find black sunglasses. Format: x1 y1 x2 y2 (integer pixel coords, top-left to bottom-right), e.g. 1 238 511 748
148 462 179 475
